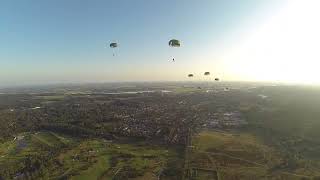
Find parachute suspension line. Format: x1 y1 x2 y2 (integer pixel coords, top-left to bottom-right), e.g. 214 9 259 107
188 74 194 88
109 42 118 56
204 72 211 89
168 39 181 61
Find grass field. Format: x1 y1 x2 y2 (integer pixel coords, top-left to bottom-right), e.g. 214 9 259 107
0 139 16 160
4 130 316 179
0 131 184 179
190 130 320 179
55 140 181 180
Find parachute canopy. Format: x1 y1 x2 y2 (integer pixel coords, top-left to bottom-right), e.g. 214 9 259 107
204 72 210 76
215 78 219 81
169 39 181 47
110 42 118 48
188 74 194 77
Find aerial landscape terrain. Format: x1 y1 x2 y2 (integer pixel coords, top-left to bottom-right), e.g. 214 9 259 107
1 0 320 179
1 82 320 180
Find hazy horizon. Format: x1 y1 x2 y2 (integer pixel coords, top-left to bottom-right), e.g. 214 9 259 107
2 80 320 90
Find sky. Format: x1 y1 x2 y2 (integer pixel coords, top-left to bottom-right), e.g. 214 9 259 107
1 0 319 86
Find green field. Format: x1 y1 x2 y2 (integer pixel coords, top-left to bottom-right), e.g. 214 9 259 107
189 130 320 179
0 131 183 180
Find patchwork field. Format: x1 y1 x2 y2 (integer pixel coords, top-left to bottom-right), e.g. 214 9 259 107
189 130 320 180
0 131 184 180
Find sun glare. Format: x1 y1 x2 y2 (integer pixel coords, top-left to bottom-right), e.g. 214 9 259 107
223 0 320 84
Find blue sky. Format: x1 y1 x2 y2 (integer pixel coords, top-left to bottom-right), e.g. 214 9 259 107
0 0 289 86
